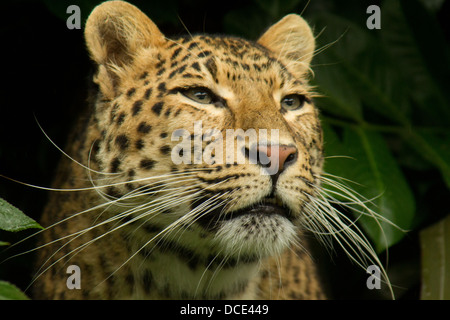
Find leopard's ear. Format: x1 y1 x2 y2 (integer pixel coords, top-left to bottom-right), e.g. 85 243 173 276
85 0 165 67
257 14 315 74
85 1 165 95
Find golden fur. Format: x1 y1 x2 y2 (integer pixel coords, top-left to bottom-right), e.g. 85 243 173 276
33 1 330 299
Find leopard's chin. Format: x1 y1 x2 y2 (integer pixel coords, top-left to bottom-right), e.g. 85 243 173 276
212 202 297 258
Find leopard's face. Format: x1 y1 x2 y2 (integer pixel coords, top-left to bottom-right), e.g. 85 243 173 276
86 1 322 260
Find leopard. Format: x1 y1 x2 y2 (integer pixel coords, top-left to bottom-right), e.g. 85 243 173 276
31 0 387 300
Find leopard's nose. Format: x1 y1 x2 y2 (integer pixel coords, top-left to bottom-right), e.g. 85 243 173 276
256 144 298 175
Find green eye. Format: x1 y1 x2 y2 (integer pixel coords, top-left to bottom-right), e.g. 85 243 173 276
281 94 306 111
183 87 214 104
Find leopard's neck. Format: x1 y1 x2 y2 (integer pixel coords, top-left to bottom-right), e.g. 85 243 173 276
117 217 263 299
127 248 261 299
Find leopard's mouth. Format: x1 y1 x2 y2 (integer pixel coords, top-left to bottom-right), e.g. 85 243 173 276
194 195 295 231
224 196 294 221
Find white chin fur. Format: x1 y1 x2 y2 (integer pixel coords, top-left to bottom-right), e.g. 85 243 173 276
213 213 296 258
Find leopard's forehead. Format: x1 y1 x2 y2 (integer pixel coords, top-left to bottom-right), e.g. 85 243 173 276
127 34 300 92
166 35 273 64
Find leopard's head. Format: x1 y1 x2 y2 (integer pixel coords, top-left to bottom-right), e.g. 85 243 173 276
85 0 322 260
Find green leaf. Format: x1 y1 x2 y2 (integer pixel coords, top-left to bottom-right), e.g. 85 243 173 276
407 130 450 188
312 13 410 125
0 198 42 232
420 214 450 299
313 53 364 122
322 123 415 252
0 281 30 300
381 0 450 125
0 241 10 246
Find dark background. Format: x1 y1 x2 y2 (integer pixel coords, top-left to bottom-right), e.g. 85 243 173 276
0 0 449 299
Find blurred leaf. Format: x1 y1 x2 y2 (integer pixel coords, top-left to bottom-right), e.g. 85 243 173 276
312 13 410 124
323 124 415 252
0 198 42 232
0 281 29 300
381 0 450 125
407 130 450 188
400 0 450 102
0 241 9 246
313 56 363 122
420 214 450 299
313 3 450 254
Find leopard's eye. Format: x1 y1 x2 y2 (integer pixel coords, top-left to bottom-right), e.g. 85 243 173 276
182 87 214 104
281 94 307 111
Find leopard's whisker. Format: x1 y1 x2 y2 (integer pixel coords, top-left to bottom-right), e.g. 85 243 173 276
34 117 116 176
302 175 395 298
195 249 223 298
0 170 205 197
29 186 201 289
97 190 228 289
167 194 230 246
27 177 204 269
319 174 405 231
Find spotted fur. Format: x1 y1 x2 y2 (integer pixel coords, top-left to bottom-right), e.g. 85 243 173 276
33 0 332 299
